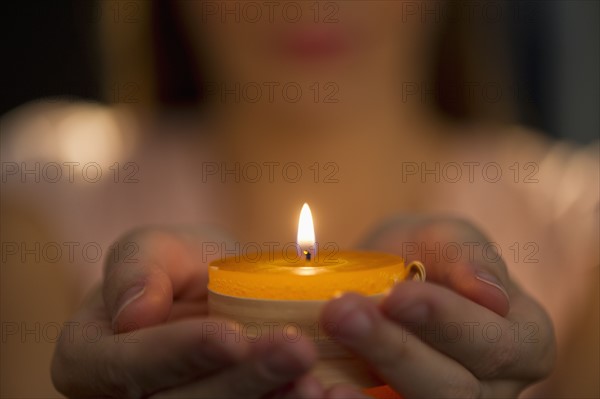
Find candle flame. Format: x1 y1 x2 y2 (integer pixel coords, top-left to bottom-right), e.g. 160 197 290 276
297 203 316 260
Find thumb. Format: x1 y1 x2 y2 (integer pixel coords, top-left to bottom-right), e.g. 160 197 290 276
104 228 214 333
361 216 511 316
104 261 174 333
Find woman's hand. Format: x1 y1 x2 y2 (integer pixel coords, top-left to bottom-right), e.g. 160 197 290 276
51 227 331 399
320 217 556 398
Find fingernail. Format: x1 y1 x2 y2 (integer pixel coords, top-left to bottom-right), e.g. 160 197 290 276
475 271 509 301
113 284 145 324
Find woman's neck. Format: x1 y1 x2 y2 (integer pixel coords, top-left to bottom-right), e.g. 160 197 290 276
201 100 452 246
210 97 447 161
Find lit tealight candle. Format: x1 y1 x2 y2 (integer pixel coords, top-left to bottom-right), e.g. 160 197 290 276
297 202 316 261
208 203 425 390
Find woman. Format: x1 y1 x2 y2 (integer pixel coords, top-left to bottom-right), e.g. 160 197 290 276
2 1 597 397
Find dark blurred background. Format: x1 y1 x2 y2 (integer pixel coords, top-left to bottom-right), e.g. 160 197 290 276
2 1 101 113
2 0 598 143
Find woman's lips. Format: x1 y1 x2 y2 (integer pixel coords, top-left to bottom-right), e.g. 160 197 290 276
275 27 353 61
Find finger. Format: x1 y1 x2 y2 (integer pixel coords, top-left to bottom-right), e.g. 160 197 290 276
103 227 228 332
291 374 326 399
382 281 554 391
361 216 511 316
122 319 252 395
381 281 528 379
320 293 481 399
324 384 371 399
152 335 317 399
53 307 252 398
272 374 324 399
263 374 325 399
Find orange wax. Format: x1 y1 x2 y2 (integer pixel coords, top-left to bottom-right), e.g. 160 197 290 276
209 250 414 300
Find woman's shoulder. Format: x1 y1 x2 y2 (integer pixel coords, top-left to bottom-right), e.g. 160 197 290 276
481 124 599 204
451 123 598 188
1 100 218 290
1 99 145 169
1 99 214 182
449 123 598 268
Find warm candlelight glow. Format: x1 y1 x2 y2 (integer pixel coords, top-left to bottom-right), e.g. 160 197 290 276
209 202 426 394
209 203 425 299
297 203 316 261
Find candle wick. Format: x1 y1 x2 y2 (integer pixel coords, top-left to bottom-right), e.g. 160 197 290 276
303 250 311 262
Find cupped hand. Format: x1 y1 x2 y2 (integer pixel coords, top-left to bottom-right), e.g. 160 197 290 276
320 217 556 398
51 227 334 399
